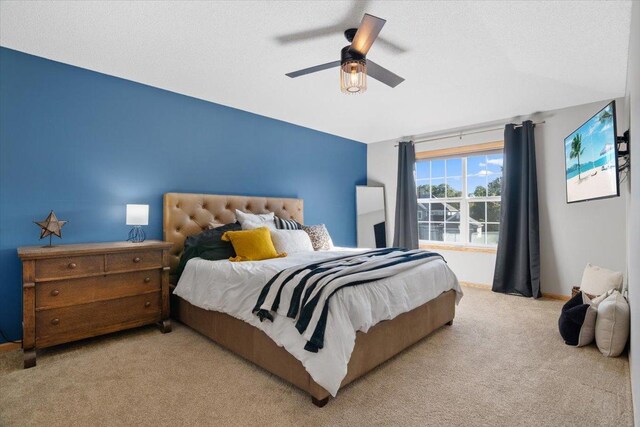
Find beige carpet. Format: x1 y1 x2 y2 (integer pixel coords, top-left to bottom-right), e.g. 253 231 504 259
0 286 633 426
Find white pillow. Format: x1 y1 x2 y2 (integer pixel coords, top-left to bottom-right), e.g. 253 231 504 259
235 210 276 230
595 290 630 357
271 230 314 254
580 263 623 296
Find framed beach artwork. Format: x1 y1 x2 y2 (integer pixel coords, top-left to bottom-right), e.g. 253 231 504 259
564 101 620 203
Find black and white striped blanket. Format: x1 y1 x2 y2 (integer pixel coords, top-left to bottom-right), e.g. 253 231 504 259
252 248 444 353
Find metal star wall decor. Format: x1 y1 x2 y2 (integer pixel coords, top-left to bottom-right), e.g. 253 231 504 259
34 210 67 247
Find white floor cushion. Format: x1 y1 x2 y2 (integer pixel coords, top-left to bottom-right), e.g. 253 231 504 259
595 290 630 357
580 263 623 296
576 292 598 347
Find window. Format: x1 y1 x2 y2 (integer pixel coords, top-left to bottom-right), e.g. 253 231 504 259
416 148 503 247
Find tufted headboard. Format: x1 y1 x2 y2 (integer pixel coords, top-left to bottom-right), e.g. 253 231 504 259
163 193 303 281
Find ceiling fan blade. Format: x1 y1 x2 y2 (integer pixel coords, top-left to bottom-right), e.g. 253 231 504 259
286 61 341 78
349 13 386 56
275 24 344 44
275 0 371 44
366 60 405 88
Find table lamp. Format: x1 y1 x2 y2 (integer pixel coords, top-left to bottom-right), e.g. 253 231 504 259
126 204 148 243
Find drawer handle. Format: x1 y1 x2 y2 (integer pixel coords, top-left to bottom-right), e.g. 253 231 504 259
68 262 77 269
133 257 141 263
51 318 60 325
144 301 151 308
144 277 151 283
51 289 60 297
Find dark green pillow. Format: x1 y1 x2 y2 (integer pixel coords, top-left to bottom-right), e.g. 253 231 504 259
176 222 241 278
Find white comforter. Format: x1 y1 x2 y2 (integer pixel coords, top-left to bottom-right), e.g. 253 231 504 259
174 248 463 396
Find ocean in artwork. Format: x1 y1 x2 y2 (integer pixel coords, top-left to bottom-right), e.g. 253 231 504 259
566 155 612 180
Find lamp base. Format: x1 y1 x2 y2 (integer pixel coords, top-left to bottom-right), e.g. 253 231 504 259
127 226 146 243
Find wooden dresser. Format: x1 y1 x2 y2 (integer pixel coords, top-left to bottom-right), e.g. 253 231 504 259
17 241 173 368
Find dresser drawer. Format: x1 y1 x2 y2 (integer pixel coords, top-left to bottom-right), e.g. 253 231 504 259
35 255 104 280
106 250 162 272
36 270 161 310
36 292 161 348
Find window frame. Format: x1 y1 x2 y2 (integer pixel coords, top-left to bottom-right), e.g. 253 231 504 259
415 141 503 249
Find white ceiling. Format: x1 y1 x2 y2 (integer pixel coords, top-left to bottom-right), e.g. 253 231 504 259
0 1 632 144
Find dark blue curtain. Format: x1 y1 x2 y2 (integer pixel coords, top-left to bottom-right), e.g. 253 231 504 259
393 141 419 249
492 121 541 298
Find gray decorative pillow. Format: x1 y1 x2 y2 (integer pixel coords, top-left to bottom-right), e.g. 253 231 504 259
301 224 333 251
235 209 276 230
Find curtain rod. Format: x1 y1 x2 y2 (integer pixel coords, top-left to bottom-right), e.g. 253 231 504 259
394 121 545 146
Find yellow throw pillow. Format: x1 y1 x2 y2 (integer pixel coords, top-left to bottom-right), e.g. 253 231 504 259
221 227 287 262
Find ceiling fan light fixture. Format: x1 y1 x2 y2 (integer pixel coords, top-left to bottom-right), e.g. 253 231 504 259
340 60 367 94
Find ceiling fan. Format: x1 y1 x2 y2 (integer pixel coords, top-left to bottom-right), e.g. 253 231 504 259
285 14 405 94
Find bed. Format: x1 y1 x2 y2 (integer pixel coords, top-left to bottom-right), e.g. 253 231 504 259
164 192 460 406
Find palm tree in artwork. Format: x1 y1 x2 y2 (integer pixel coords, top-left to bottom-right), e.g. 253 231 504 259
570 133 585 180
598 109 612 123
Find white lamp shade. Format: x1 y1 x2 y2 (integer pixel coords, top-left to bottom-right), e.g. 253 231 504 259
126 204 149 226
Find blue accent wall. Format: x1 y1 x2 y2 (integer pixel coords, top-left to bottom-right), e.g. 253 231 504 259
0 47 367 343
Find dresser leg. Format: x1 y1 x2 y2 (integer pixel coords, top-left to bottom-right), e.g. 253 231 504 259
158 319 172 333
446 319 453 326
23 349 36 369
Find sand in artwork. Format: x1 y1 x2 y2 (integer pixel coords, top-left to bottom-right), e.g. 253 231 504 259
566 167 617 203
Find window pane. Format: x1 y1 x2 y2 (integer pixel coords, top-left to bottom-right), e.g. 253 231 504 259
445 223 461 243
417 203 429 221
416 161 430 180
486 154 503 196
487 202 501 222
486 154 503 173
429 222 444 241
418 222 429 240
430 178 446 199
467 155 486 177
468 223 486 245
487 223 500 245
417 181 430 199
469 201 486 223
446 158 462 176
467 175 487 197
445 202 461 222
446 176 462 197
487 175 502 196
430 203 444 221
431 159 445 178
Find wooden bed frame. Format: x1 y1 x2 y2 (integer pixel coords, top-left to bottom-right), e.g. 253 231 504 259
163 192 456 406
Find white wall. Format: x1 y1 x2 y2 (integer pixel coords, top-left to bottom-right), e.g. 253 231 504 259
368 100 628 296
536 100 628 296
434 250 497 285
625 1 639 424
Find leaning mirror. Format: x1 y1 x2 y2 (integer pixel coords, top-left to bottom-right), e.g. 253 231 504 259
356 186 387 248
